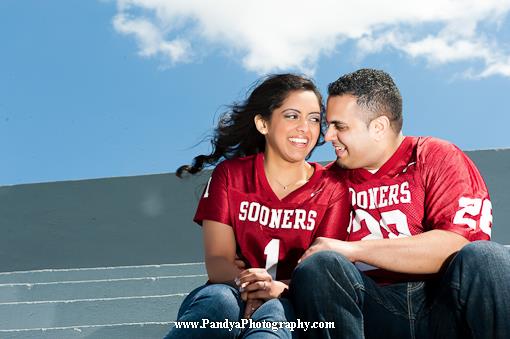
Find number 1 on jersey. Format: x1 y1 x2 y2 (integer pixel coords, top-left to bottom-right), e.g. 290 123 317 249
264 239 280 279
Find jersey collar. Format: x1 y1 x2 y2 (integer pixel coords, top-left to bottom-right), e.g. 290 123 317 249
255 152 322 202
355 136 414 180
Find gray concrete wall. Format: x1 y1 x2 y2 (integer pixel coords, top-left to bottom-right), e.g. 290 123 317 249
1 149 509 273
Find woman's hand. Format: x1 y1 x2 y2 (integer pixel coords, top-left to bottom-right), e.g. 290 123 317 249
234 254 247 270
237 268 288 301
243 298 264 319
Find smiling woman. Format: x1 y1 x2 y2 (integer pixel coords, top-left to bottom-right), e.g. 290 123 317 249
166 74 351 338
176 74 324 177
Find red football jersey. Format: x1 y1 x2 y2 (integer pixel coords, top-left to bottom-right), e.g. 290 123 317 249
330 137 492 282
194 152 350 280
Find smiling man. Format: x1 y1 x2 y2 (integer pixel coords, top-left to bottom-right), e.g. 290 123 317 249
290 69 510 339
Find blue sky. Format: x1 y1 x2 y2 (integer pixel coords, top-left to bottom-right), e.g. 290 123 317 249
1 0 509 186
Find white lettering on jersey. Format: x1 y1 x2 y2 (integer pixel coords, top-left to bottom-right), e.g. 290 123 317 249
239 201 249 221
378 186 389 207
264 239 280 279
351 208 411 239
307 210 317 230
400 182 411 203
350 181 411 210
259 205 270 225
294 209 307 229
204 177 212 198
248 202 260 222
237 201 317 231
453 197 492 237
269 209 283 228
281 210 293 229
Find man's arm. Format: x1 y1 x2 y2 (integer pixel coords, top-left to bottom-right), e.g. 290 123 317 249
301 230 469 274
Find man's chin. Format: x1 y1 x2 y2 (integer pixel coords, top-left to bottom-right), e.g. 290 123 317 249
335 158 349 169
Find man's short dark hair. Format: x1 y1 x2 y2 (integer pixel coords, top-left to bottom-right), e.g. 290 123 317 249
328 68 403 133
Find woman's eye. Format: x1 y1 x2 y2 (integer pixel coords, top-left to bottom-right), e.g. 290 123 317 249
285 114 298 119
309 115 321 123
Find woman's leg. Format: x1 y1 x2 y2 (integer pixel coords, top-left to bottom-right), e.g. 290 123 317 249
241 297 297 339
164 283 243 339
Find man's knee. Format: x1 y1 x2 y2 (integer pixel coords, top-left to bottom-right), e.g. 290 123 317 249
456 241 509 267
450 241 510 283
291 251 360 295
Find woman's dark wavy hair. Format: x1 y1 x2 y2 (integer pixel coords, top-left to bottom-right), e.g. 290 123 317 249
176 73 324 177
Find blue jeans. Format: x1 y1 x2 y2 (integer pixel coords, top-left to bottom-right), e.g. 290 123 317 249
164 283 297 339
289 241 510 339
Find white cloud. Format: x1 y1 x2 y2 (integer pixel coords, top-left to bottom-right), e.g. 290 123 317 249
112 0 510 77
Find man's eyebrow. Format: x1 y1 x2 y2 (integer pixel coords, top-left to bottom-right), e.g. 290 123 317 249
327 119 346 125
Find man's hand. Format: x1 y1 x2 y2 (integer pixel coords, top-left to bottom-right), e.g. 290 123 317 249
300 231 469 274
299 237 360 263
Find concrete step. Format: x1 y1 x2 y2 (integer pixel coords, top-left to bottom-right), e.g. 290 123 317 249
0 275 206 303
0 263 206 284
0 322 173 339
0 294 185 331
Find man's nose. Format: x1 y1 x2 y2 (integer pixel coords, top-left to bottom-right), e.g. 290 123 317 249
324 124 335 142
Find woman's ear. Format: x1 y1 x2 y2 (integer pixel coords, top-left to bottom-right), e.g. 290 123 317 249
254 114 268 135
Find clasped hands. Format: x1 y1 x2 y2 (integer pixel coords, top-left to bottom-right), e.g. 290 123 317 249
235 237 354 319
234 258 287 319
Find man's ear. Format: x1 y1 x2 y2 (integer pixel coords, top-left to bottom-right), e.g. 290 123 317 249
254 114 268 135
369 115 390 141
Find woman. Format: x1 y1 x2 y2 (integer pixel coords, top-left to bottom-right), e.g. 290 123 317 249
165 74 350 338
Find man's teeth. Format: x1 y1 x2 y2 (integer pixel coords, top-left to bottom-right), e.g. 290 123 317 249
289 138 307 144
335 146 345 151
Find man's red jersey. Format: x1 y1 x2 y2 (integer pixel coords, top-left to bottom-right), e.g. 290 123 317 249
330 137 492 282
194 152 350 280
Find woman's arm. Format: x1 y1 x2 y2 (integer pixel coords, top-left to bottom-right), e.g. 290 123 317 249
202 220 240 283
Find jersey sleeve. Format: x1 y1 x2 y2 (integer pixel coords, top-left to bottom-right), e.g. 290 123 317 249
313 176 351 241
193 162 231 226
420 139 492 241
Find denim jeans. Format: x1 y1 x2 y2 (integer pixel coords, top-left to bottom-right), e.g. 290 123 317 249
289 241 510 339
164 283 297 339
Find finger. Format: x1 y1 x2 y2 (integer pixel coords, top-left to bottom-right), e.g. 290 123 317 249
240 277 270 290
298 248 314 263
242 281 267 293
234 259 246 269
238 270 272 284
239 275 269 286
243 300 261 319
243 305 253 319
246 290 270 300
243 280 268 293
239 268 268 278
241 290 248 301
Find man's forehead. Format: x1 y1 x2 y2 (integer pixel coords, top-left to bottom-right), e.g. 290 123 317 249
326 94 362 123
325 111 346 124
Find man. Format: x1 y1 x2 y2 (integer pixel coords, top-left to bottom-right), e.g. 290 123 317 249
290 68 510 338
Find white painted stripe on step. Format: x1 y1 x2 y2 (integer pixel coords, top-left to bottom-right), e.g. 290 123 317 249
0 321 176 333
0 274 207 287
0 293 188 306
0 262 205 275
